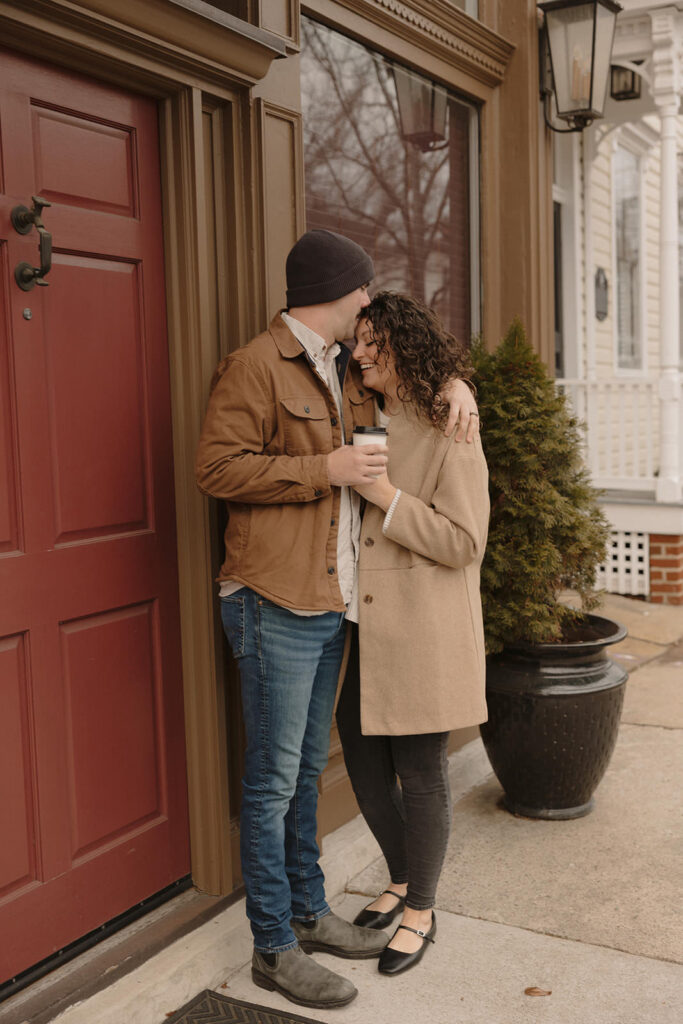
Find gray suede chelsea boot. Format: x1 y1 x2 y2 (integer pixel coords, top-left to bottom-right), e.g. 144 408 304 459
251 946 357 1009
292 910 388 958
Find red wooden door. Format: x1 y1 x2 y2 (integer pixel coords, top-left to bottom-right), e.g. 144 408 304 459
0 50 190 982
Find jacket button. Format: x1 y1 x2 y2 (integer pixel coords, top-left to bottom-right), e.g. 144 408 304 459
328 567 335 575
331 417 338 426
330 518 336 526
363 594 373 604
358 389 365 396
314 489 322 497
304 405 310 414
364 537 374 547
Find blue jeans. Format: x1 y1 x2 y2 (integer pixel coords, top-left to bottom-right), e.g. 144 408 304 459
221 587 346 952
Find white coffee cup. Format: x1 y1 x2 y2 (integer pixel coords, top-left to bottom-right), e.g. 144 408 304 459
352 426 387 447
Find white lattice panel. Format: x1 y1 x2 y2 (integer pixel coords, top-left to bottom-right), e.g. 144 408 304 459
596 531 650 596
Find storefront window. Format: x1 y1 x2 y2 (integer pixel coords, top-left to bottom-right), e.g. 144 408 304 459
300 17 480 344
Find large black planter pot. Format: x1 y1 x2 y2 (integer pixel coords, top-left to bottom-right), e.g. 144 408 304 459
480 614 628 820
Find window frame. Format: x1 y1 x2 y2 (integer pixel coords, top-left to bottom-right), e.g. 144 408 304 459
299 16 482 343
468 101 481 337
612 133 647 376
679 152 683 369
552 132 582 380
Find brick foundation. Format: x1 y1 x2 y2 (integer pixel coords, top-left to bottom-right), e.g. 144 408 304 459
649 534 683 605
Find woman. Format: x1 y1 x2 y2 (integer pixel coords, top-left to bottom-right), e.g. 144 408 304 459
336 291 489 976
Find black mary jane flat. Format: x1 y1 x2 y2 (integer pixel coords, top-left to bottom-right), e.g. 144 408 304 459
377 912 436 975
353 889 406 930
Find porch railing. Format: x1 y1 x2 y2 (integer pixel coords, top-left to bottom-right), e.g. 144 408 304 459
556 377 661 492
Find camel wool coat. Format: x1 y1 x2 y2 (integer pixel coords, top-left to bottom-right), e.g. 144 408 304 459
357 402 490 736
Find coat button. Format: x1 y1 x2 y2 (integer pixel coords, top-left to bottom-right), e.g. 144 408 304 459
314 489 322 497
331 518 336 526
358 389 365 396
363 594 373 604
364 537 374 547
328 567 335 575
304 405 310 414
331 416 338 426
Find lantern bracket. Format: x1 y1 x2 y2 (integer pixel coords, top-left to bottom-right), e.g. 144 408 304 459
541 88 586 133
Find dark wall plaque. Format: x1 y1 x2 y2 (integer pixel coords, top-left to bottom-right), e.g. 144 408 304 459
595 267 608 321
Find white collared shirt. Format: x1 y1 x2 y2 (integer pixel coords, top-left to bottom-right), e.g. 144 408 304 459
281 312 360 608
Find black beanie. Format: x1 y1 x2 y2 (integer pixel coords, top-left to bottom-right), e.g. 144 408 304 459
286 229 374 307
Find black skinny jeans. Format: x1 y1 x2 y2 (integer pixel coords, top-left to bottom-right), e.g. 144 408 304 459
336 626 452 911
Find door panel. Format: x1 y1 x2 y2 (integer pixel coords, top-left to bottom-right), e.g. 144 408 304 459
0 48 190 982
0 633 37 899
45 255 149 541
31 104 138 217
61 602 164 858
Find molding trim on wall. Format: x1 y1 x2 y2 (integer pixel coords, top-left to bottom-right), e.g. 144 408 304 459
617 119 660 155
614 15 653 58
0 0 287 90
254 99 306 322
650 7 681 107
304 0 515 88
157 87 236 895
258 0 301 51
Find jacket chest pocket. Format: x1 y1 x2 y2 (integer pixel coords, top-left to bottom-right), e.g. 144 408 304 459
280 395 333 455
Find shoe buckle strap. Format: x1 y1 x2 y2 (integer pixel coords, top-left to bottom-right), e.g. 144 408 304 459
397 923 435 943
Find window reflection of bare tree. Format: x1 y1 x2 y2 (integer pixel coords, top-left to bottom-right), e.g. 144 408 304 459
301 19 471 339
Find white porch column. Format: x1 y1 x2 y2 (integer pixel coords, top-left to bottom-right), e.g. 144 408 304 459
651 8 682 503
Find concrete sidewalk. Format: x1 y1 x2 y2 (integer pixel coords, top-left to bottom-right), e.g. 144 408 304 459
17 595 683 1024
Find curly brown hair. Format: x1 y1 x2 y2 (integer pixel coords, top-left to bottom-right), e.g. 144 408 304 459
363 291 473 425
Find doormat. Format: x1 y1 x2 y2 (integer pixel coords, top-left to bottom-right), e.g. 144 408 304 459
163 989 327 1024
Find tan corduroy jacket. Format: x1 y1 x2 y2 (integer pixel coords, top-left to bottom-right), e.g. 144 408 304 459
195 313 374 611
357 402 490 735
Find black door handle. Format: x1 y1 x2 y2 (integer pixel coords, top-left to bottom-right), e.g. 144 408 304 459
11 195 52 291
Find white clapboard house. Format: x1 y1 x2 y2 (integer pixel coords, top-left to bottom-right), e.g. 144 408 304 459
553 0 683 604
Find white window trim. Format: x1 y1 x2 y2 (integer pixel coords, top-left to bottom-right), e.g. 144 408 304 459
679 150 683 370
612 131 649 377
553 133 583 380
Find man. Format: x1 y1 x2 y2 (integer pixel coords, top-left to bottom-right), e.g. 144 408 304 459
195 230 478 1009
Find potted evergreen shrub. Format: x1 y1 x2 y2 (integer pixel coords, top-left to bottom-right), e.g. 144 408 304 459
471 320 627 820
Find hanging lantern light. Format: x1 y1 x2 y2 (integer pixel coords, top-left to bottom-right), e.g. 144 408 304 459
539 1 622 132
391 63 448 152
610 61 643 101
